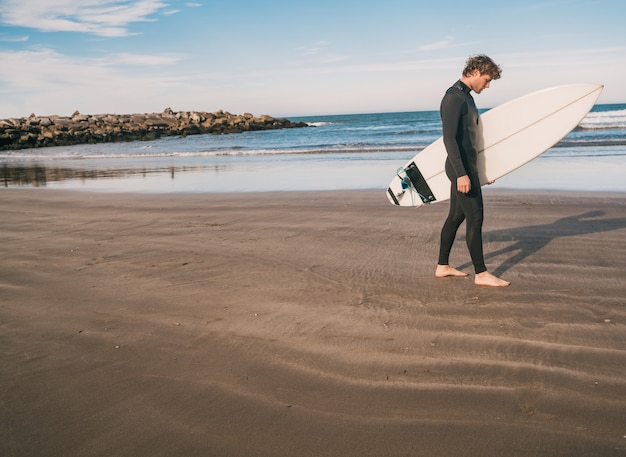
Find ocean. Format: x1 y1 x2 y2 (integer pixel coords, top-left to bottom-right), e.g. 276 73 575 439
2 103 626 194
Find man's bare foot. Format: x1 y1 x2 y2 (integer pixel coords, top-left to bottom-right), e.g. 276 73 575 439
474 271 510 287
435 265 468 278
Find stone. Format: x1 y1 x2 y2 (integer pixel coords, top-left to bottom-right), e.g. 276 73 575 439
0 109 310 150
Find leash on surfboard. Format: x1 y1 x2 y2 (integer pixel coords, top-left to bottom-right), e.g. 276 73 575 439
394 162 437 205
396 167 426 206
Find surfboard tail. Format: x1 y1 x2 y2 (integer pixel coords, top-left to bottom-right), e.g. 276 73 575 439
405 162 436 204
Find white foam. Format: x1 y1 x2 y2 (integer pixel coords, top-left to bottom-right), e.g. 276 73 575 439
579 109 626 129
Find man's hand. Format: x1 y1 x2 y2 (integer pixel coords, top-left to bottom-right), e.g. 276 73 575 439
457 175 471 194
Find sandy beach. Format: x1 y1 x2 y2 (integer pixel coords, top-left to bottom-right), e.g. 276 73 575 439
1 188 625 457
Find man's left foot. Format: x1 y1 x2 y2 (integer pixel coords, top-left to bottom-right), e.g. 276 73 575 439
474 271 510 287
435 265 468 278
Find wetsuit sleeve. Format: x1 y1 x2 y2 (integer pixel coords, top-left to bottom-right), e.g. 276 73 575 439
440 92 467 178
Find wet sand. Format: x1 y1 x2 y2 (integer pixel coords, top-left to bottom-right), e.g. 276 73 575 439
1 189 625 456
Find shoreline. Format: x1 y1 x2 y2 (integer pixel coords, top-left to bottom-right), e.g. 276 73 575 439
3 185 626 198
3 153 626 194
2 188 625 456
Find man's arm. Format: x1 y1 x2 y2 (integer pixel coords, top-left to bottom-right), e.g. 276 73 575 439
441 91 470 193
441 92 468 178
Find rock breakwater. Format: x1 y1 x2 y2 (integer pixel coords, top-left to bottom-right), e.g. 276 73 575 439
0 108 309 150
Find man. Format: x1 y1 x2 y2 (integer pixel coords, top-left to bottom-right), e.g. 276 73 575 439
435 55 510 287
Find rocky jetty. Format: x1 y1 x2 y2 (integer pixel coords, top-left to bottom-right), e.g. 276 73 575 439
0 108 309 150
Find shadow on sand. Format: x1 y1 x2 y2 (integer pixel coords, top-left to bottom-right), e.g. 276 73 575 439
458 211 626 276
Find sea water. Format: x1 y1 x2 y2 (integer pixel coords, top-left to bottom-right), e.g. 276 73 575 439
1 104 625 193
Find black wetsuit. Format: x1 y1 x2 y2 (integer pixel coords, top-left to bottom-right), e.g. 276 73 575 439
437 80 487 274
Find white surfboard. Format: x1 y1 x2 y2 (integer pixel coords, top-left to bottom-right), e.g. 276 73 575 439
386 83 604 207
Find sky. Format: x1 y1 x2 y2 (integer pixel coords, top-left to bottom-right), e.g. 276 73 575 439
0 0 625 118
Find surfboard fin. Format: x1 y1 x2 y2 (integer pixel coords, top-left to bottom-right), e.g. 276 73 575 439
405 162 436 204
387 187 400 205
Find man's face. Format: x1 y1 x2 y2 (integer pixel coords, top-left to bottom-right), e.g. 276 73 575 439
468 71 493 94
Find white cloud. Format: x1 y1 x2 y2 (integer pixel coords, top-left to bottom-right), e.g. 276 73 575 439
0 0 168 37
0 48 111 97
0 33 29 42
418 37 455 51
298 40 331 56
0 47 191 116
103 52 184 66
294 41 348 65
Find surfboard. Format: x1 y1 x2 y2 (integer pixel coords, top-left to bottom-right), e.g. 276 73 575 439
386 83 604 207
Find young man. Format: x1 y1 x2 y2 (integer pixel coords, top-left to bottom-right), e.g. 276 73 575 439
435 55 510 287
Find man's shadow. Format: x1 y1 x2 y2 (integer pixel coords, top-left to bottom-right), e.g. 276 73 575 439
458 211 626 276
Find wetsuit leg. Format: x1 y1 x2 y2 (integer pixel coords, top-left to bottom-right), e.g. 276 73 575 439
438 182 465 266
460 186 487 274
438 182 487 274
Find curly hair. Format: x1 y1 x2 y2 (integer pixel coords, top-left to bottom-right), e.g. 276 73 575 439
462 55 502 80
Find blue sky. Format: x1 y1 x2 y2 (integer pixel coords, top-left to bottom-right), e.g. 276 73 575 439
0 0 625 118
